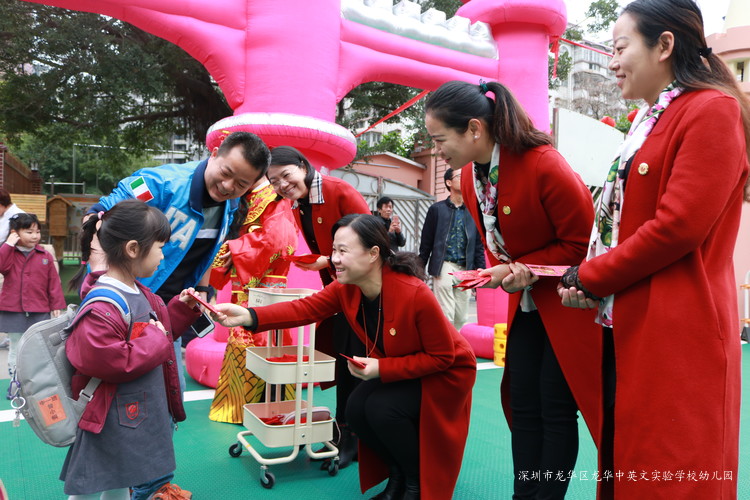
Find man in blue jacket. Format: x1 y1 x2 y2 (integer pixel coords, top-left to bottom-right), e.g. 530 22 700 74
419 168 485 331
89 131 270 500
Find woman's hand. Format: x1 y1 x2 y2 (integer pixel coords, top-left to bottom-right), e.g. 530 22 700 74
211 303 254 328
500 262 539 293
476 264 511 289
557 283 599 309
293 255 330 272
347 357 380 380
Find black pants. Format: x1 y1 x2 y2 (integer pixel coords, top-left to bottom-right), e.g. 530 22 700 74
346 378 422 479
600 327 616 499
334 313 365 422
507 310 579 500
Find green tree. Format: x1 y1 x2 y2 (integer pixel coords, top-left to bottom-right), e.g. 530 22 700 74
0 3 229 182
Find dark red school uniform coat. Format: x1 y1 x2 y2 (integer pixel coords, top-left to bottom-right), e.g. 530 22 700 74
578 90 747 499
253 266 477 500
461 144 603 444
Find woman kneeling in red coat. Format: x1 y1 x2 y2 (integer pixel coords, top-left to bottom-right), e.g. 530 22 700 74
214 214 477 500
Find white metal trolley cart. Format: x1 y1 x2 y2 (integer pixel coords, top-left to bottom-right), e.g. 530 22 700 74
227 288 340 489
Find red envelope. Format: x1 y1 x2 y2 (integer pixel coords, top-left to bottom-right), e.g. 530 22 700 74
526 264 570 277
282 254 324 265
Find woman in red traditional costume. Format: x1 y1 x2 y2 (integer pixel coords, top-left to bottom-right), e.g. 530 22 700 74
207 178 299 424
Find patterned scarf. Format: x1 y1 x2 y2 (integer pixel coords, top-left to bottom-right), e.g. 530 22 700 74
588 82 684 326
473 143 512 264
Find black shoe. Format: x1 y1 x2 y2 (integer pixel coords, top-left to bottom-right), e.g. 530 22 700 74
320 423 358 470
402 476 420 500
369 465 405 500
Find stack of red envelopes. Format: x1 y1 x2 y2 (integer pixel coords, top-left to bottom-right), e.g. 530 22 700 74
450 270 491 290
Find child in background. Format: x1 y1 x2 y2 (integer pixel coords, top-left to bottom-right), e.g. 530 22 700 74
60 199 201 500
0 213 65 394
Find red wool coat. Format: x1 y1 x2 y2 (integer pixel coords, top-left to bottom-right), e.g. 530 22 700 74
461 145 603 443
578 90 747 499
291 175 370 283
252 266 477 500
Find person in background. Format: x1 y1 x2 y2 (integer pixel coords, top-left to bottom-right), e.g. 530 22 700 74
418 167 485 331
425 79 601 499
375 196 406 253
0 213 65 396
61 200 201 500
0 189 25 350
266 145 371 468
212 214 476 500
207 176 299 424
558 1 750 498
79 131 270 500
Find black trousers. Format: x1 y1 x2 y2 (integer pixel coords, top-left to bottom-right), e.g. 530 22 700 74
507 310 579 500
334 313 365 422
346 378 422 479
600 327 616 499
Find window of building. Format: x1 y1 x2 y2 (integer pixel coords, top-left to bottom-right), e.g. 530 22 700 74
737 61 745 83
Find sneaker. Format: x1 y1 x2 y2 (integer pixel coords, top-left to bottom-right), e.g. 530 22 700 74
148 483 192 500
0 338 9 349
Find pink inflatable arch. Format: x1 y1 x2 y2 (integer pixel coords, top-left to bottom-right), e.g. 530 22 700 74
23 0 566 373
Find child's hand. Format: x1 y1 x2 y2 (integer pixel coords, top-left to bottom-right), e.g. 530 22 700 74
179 287 205 308
212 303 253 328
294 255 330 272
149 318 167 334
5 231 19 247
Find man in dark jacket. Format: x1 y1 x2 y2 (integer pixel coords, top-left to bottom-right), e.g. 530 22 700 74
419 168 485 330
376 196 406 252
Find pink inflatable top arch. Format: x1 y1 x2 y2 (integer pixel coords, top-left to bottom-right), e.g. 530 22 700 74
21 0 566 169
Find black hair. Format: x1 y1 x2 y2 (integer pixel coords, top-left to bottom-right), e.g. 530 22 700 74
331 213 427 281
9 213 40 232
217 131 271 180
376 196 393 209
425 80 552 155
68 199 171 291
622 0 750 175
444 167 455 189
268 146 316 193
0 188 10 207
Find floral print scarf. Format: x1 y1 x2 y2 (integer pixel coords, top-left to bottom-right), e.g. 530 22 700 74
588 82 684 326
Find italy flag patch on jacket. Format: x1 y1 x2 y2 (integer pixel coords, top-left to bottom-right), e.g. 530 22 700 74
130 177 154 202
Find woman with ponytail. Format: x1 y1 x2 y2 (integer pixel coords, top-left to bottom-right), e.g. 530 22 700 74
559 1 749 498
425 80 602 499
213 214 476 500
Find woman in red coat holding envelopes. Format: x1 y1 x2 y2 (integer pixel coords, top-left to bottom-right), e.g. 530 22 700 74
425 80 601 499
559 1 750 498
213 214 476 500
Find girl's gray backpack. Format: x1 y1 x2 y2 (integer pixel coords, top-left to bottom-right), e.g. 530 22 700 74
9 287 130 447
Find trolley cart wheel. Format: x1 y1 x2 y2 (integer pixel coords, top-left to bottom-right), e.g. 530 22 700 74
260 467 275 489
229 443 243 457
327 457 340 477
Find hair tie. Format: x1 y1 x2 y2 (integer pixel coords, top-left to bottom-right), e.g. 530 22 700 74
80 261 87 266
97 211 105 219
698 47 712 58
479 80 489 95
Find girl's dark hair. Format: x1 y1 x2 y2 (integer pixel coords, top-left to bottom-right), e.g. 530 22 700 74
227 195 249 240
269 146 316 191
331 214 427 281
9 213 40 232
69 199 171 291
425 80 552 155
623 0 750 195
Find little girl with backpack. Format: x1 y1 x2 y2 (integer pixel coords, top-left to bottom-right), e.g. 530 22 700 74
0 213 65 390
60 199 202 500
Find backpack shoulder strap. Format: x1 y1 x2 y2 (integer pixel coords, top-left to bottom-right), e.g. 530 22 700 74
69 286 134 403
73 286 133 339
